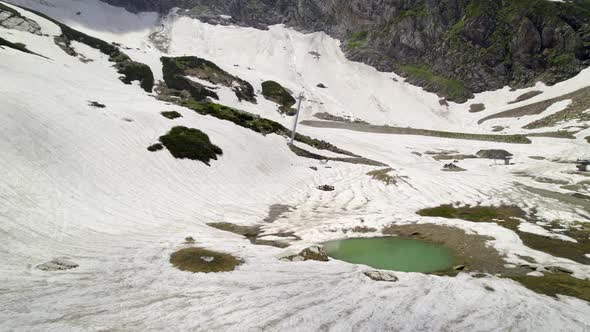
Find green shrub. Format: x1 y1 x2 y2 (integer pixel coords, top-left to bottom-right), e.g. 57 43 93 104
161 57 219 101
261 80 296 114
161 111 182 119
159 126 222 165
161 56 254 102
401 65 470 102
116 61 154 92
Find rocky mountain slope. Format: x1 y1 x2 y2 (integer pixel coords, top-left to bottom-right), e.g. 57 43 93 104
101 0 590 102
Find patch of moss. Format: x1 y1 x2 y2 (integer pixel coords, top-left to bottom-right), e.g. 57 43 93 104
506 273 590 302
161 111 182 119
176 100 358 156
347 30 368 49
261 80 296 115
161 56 254 102
159 126 222 165
417 204 526 223
400 65 471 102
116 61 154 92
170 247 241 273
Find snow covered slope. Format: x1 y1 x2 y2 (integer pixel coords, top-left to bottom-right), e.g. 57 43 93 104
1 1 590 331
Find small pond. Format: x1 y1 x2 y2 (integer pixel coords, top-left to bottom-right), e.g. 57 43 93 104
323 237 455 273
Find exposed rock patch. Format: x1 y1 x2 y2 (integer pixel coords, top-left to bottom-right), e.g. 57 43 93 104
0 4 41 35
476 149 513 160
283 246 329 262
469 103 486 113
363 270 398 282
36 257 79 271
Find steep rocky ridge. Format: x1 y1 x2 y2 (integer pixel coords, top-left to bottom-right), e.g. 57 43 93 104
100 0 590 102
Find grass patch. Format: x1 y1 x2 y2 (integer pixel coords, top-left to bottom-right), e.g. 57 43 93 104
161 111 182 119
347 30 368 49
159 126 222 165
401 65 471 102
367 168 397 185
506 274 590 302
170 247 241 273
161 56 254 102
261 80 296 115
175 99 358 156
417 204 590 264
417 204 526 223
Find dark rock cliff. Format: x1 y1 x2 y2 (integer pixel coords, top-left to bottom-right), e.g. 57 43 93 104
101 0 590 102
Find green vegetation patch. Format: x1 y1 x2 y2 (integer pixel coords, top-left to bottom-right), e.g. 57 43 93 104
161 56 254 102
170 247 241 273
347 30 368 49
401 65 471 102
417 204 526 223
159 126 222 165
161 111 182 119
175 99 358 157
507 273 590 302
417 204 590 264
261 80 296 115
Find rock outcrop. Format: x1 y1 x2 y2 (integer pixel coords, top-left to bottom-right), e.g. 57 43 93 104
0 4 42 35
101 0 590 102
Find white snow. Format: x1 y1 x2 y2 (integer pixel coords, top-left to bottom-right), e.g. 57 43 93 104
1 0 590 331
